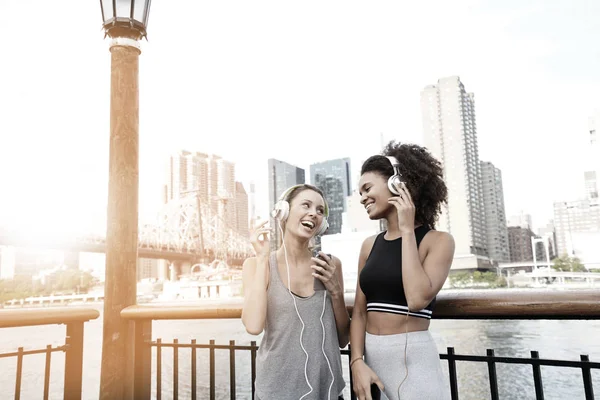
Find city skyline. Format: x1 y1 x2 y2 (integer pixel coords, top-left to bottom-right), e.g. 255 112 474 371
163 150 250 238
1 1 600 238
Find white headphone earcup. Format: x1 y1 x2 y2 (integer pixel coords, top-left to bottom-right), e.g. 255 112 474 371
388 177 402 196
272 200 290 221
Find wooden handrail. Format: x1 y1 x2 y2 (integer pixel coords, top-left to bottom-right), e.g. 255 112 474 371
121 289 600 321
121 302 244 320
0 307 100 328
434 289 600 319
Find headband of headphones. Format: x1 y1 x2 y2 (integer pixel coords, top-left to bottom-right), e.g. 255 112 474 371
278 184 329 217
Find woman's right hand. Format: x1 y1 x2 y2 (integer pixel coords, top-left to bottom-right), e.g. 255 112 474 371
352 360 384 400
250 220 271 259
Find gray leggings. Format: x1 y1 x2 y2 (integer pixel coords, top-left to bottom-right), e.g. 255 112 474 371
364 330 450 400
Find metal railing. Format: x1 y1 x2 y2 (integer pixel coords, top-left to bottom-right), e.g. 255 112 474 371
151 338 259 399
441 347 599 400
0 307 99 400
121 289 600 400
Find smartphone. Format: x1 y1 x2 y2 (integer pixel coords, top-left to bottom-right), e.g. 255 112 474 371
313 250 327 291
371 383 381 400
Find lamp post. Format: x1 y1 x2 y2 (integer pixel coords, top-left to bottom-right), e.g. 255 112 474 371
98 1 151 399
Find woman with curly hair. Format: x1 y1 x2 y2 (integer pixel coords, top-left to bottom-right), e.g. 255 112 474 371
349 141 455 400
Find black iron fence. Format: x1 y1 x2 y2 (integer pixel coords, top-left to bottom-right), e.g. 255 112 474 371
137 336 599 400
122 289 600 400
441 347 599 400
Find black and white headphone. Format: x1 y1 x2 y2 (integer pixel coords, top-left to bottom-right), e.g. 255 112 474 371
271 184 329 236
386 155 404 195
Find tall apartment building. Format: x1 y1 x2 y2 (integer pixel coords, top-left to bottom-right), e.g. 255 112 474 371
421 76 487 268
164 150 209 204
507 211 533 230
553 199 600 257
585 113 600 200
507 226 545 263
165 151 234 203
248 181 257 228
310 158 352 235
537 221 557 260
481 161 510 262
234 182 249 237
267 159 306 248
164 151 246 235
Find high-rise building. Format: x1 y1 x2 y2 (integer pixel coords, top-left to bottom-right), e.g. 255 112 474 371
234 182 249 237
537 221 557 260
249 181 257 228
164 151 244 235
206 156 236 229
585 113 600 200
310 158 352 235
421 76 487 269
267 159 306 248
481 161 510 262
553 199 600 257
507 226 538 263
137 258 158 281
507 211 533 231
164 151 209 204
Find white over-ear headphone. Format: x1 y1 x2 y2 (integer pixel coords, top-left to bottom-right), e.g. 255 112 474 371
271 184 329 236
386 155 404 196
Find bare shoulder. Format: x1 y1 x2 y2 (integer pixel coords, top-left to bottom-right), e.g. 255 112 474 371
426 229 454 243
423 230 455 254
360 234 378 255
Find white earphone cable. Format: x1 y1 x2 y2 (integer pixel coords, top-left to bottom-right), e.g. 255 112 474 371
278 221 313 399
397 310 410 399
320 289 335 400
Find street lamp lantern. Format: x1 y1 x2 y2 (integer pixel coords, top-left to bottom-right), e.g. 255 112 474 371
100 0 151 39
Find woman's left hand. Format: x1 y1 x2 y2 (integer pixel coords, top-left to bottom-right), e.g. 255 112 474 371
311 252 342 297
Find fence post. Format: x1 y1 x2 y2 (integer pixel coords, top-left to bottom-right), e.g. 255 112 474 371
64 321 84 400
447 347 459 400
133 319 152 400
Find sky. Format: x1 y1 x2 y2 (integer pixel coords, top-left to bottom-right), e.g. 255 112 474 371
1 0 600 236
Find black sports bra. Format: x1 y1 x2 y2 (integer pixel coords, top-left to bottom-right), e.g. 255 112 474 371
359 226 435 319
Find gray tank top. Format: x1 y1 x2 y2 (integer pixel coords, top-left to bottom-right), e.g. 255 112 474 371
254 252 346 400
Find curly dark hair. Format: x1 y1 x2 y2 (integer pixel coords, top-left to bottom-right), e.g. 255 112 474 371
360 141 447 229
